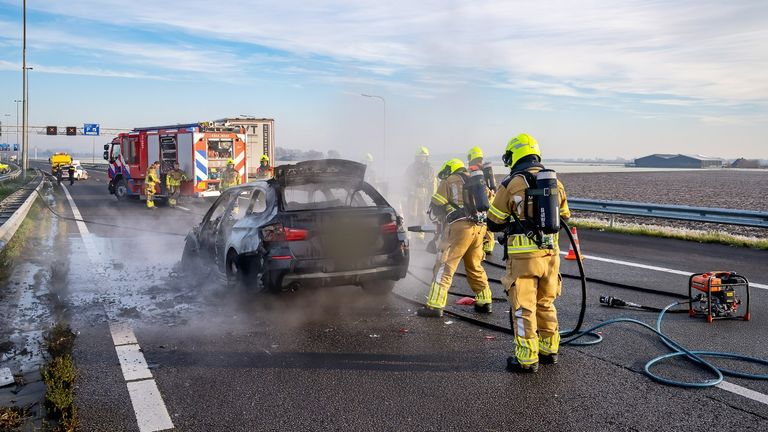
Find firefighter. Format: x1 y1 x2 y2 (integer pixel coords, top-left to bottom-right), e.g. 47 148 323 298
145 161 160 209
219 159 241 190
166 162 187 208
255 155 273 179
486 133 570 373
405 146 435 239
467 146 496 256
56 166 63 185
361 152 377 184
417 158 493 318
68 165 76 185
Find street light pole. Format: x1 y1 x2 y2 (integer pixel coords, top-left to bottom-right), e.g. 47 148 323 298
21 0 28 175
14 100 21 159
361 93 386 171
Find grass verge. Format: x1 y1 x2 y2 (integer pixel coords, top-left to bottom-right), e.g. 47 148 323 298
0 176 28 203
0 199 41 281
0 407 28 430
571 217 768 250
41 324 79 432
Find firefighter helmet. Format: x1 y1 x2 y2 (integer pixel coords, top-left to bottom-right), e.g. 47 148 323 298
363 153 374 163
503 133 540 167
227 159 235 166
260 155 270 163
437 158 465 180
467 146 483 162
416 146 430 156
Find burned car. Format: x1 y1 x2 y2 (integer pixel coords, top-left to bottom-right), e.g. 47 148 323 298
181 159 409 294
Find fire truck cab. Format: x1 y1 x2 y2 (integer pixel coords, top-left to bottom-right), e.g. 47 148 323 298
104 123 247 201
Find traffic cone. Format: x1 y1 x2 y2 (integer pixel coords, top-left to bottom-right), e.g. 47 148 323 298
564 227 582 261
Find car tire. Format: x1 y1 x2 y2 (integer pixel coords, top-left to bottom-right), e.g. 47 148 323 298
180 241 200 274
225 250 244 290
114 178 129 201
362 280 395 296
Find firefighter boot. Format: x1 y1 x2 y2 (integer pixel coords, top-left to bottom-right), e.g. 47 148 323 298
417 307 443 318
539 353 559 365
474 287 493 314
506 356 539 373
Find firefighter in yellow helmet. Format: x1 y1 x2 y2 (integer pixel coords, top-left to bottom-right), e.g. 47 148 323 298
405 146 435 239
486 133 570 373
165 161 188 208
144 161 160 209
467 146 497 256
255 154 273 179
417 158 493 317
219 159 241 190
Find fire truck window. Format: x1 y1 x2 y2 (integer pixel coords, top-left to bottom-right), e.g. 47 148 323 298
122 137 139 164
111 144 121 160
247 189 267 215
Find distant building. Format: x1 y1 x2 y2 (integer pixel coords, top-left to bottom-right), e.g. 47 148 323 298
730 158 760 169
634 154 723 168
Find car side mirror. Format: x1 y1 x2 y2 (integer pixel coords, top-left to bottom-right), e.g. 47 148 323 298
103 144 110 151
103 151 109 161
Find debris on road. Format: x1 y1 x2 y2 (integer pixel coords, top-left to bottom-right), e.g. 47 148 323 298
444 320 454 325
369 334 380 338
483 335 496 340
455 297 476 305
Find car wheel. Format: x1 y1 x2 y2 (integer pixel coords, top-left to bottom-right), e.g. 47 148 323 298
180 241 201 273
362 280 395 296
114 178 129 201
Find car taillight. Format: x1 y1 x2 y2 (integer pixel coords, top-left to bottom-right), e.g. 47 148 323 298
261 224 309 242
381 221 398 234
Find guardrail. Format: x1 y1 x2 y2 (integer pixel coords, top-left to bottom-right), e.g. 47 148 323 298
569 198 768 229
0 163 21 182
0 170 45 251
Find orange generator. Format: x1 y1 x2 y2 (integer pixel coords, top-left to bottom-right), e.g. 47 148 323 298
688 271 750 323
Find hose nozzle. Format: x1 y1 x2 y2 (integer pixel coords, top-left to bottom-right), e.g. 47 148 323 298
600 295 627 308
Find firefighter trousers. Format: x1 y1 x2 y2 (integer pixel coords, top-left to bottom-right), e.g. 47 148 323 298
502 254 562 365
167 185 180 207
145 183 156 208
426 220 492 309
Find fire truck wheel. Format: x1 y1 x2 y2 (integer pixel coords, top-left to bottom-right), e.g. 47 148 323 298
114 179 129 201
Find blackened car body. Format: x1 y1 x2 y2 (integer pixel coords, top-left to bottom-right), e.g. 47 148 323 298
181 159 409 294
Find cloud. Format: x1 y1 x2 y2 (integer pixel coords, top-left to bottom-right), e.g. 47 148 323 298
1 0 767 110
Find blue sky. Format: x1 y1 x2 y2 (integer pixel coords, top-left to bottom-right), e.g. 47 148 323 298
0 0 766 163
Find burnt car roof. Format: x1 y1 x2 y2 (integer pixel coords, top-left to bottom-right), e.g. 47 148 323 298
273 159 366 186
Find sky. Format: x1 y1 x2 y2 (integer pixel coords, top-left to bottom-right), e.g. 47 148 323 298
0 0 766 165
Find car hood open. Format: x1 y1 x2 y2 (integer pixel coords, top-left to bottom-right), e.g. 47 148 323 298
273 159 367 186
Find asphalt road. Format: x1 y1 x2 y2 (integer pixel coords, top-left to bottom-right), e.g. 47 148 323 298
12 164 768 431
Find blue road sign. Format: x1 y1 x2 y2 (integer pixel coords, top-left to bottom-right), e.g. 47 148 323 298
12 144 18 151
84 123 100 136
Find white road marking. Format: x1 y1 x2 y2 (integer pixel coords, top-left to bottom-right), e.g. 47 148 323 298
61 183 175 431
176 205 190 211
561 251 768 290
716 381 768 406
127 380 175 432
109 321 139 346
115 344 153 382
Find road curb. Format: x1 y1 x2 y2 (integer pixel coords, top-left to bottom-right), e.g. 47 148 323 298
0 173 45 250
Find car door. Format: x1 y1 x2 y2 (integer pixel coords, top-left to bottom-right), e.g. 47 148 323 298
198 190 238 261
214 186 257 264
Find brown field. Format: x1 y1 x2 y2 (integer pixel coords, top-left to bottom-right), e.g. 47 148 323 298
555 170 768 238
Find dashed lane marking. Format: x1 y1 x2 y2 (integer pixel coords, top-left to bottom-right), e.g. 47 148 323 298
176 205 191 211
561 251 768 290
716 381 768 406
61 184 175 431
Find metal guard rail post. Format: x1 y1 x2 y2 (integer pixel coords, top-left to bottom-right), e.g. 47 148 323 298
568 198 768 229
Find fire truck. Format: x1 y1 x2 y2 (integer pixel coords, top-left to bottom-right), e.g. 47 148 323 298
103 123 248 201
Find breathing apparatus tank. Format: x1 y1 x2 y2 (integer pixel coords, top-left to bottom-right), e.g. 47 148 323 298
482 163 496 191
465 168 490 212
527 169 560 234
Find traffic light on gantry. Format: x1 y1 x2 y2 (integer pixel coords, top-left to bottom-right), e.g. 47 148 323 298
47 126 57 135
66 126 77 136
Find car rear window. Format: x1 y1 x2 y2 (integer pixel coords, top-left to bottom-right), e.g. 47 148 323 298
282 184 384 211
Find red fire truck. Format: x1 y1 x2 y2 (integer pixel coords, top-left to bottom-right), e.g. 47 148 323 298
104 123 247 201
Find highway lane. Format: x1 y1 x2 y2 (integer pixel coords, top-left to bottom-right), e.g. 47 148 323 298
27 168 768 431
